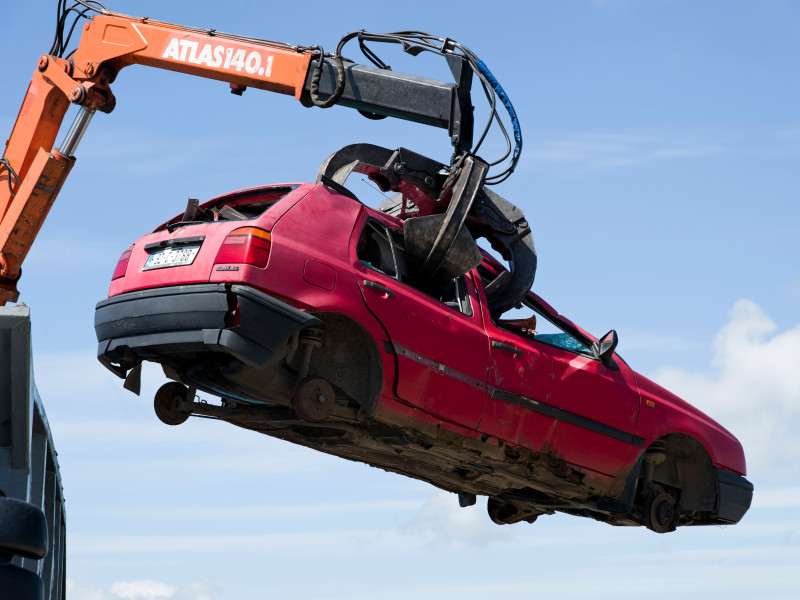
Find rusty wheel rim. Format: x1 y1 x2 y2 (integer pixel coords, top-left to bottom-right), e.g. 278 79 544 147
293 377 335 423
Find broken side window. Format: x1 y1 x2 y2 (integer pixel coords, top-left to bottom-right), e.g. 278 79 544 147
357 219 472 316
496 300 592 356
358 220 403 279
436 277 474 317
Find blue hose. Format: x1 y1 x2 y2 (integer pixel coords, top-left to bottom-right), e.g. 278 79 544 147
476 60 522 175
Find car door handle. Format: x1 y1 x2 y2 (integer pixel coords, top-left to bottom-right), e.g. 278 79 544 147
492 340 522 356
363 280 394 297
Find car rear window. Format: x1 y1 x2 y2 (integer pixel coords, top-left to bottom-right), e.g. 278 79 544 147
153 186 297 233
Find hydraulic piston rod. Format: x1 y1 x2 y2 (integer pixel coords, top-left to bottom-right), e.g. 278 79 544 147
57 107 95 158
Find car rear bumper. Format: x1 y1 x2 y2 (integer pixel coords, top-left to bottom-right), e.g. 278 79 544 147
715 468 754 523
94 283 321 377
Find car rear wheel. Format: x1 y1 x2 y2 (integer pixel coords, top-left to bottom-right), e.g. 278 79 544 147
292 377 335 423
487 498 517 525
487 498 539 525
154 382 192 426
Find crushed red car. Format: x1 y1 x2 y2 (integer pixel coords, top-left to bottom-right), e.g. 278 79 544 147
94 158 752 533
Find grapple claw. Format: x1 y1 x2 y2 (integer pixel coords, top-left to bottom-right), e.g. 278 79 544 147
317 144 536 314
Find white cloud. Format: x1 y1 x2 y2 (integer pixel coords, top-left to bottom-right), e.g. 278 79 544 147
86 498 423 521
110 580 177 600
528 126 800 171
64 491 800 599
653 300 800 480
67 579 109 600
174 583 217 600
616 330 704 354
528 130 726 170
755 486 800 509
403 492 515 547
68 579 215 600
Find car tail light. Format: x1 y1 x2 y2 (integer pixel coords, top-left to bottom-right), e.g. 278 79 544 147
214 227 271 268
111 246 133 280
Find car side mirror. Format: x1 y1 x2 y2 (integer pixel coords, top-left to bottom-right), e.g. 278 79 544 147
594 329 619 369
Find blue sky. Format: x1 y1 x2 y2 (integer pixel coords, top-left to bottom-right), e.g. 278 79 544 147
3 1 799 598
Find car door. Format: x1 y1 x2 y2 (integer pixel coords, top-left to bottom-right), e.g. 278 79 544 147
354 217 489 429
480 320 558 455
521 296 641 478
478 288 641 483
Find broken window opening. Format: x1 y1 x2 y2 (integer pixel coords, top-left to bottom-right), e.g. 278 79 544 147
357 218 473 317
156 186 298 233
495 298 592 356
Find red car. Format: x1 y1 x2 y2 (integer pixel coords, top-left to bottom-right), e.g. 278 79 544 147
94 177 752 533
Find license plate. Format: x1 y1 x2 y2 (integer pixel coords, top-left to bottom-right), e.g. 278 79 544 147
143 246 200 270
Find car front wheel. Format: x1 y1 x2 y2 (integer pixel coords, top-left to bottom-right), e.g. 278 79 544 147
644 487 679 533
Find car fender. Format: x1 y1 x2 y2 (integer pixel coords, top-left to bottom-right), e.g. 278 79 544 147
635 374 746 476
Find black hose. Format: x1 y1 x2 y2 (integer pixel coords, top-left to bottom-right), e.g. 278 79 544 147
309 48 346 109
0 158 21 198
331 30 523 181
50 1 109 58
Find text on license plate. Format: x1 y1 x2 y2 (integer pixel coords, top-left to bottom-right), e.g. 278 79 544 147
143 246 200 270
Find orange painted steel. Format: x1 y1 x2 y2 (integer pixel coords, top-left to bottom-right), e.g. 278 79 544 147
0 11 316 304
